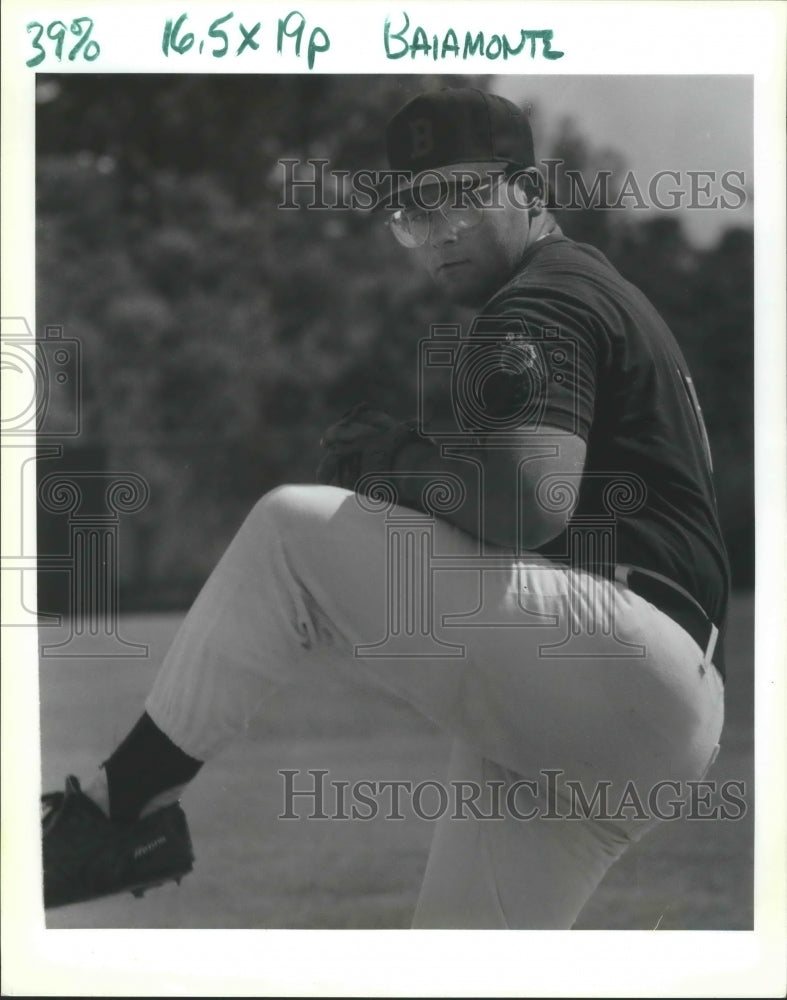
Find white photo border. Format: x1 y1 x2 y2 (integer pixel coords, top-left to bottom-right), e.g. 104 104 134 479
2 1 785 996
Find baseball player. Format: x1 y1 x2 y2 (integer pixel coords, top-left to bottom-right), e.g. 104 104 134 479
42 88 729 929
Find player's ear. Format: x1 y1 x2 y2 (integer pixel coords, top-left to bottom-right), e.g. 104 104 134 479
507 167 547 213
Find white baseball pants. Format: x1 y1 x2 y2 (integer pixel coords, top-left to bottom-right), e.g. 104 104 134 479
146 485 724 928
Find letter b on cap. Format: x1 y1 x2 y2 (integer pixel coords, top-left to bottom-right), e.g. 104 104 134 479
409 118 434 160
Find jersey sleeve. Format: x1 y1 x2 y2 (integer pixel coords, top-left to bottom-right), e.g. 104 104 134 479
466 284 603 440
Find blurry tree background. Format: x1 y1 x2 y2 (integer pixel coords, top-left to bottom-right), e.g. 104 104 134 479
36 75 753 611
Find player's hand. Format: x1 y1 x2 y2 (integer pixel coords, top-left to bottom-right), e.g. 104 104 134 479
316 404 425 490
320 403 397 455
317 403 394 487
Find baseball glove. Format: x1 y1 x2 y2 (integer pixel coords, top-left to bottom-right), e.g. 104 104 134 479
316 403 426 491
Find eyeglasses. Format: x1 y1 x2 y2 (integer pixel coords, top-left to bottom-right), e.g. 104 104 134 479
387 174 508 249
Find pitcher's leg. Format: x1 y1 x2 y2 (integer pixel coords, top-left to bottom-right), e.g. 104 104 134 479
412 740 509 929
413 740 643 930
146 482 501 761
145 483 483 760
148 485 724 785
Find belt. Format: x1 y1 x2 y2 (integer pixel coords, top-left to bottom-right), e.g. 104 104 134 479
615 564 719 669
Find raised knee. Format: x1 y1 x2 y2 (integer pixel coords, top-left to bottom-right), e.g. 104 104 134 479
259 483 310 511
249 484 310 525
246 483 344 533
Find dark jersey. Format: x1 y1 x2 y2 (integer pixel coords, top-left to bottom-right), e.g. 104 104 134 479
477 233 730 632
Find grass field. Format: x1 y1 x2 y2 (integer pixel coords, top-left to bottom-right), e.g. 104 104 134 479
40 594 754 930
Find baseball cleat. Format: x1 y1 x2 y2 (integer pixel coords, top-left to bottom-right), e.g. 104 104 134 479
42 775 194 909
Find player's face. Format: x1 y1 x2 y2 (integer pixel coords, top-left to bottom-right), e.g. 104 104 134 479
406 170 531 307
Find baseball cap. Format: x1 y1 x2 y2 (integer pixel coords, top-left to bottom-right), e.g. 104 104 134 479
380 88 535 204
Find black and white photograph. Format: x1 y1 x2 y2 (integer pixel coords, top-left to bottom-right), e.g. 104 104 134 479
2 2 785 996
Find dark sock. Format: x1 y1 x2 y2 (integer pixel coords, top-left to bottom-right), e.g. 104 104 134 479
103 712 203 823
